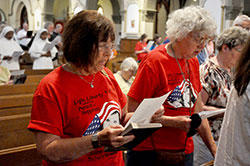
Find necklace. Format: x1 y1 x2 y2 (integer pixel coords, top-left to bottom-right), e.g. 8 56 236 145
168 43 192 115
67 63 95 88
78 75 95 88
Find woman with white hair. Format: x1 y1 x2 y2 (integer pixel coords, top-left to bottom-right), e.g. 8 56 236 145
0 26 23 70
194 26 249 166
29 28 57 69
233 14 250 30
114 57 138 95
126 6 217 166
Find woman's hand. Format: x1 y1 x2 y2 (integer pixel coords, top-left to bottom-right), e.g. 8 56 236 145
172 116 191 132
97 125 135 148
41 51 52 57
151 106 165 123
3 56 12 60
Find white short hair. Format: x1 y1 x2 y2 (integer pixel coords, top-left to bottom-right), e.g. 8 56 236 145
233 15 250 26
120 57 138 72
166 6 217 41
216 26 249 51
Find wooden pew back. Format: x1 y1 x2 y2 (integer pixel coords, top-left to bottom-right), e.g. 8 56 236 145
0 71 48 165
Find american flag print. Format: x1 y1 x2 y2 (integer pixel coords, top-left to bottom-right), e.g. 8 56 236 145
167 79 197 108
83 101 120 136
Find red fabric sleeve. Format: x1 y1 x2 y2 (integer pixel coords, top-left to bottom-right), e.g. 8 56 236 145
28 95 63 136
127 63 158 103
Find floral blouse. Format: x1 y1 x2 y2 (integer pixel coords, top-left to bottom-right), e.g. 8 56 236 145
200 59 232 141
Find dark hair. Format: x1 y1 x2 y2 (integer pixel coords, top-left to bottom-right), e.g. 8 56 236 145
62 10 115 71
140 33 147 41
234 37 250 96
153 34 161 42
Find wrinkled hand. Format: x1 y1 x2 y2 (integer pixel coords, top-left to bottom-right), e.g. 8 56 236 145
97 125 135 148
174 116 191 132
151 106 165 123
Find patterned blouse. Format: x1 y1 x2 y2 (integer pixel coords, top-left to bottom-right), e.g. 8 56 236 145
200 59 232 141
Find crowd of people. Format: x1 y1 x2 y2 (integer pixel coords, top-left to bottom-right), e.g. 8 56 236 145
0 5 249 166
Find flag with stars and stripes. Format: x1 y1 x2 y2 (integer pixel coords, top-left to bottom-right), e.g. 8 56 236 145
83 115 101 136
83 101 120 136
168 80 187 103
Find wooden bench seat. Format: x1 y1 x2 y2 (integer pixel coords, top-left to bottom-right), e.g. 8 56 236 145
0 113 34 149
25 75 46 84
0 94 33 109
0 83 38 96
0 144 42 166
0 72 46 165
24 69 52 75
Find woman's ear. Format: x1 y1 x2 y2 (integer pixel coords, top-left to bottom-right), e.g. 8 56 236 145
221 44 229 52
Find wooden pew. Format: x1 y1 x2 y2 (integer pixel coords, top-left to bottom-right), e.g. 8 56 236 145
0 75 46 165
24 69 52 75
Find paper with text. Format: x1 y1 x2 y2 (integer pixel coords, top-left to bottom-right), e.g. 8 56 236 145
199 109 225 119
12 51 23 60
42 43 55 52
125 92 170 128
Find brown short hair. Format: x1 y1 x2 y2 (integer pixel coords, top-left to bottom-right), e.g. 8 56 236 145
62 10 115 70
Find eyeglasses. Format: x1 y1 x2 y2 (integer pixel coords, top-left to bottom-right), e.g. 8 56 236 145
189 33 210 46
232 47 242 53
99 42 115 51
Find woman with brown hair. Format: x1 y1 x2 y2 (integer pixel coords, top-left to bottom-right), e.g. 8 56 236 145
27 11 137 166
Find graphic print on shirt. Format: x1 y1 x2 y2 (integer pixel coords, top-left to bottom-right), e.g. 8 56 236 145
167 79 197 108
83 101 120 136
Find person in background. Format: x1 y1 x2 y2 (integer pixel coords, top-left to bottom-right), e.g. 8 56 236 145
50 23 63 41
233 14 250 30
27 10 163 166
44 22 55 41
0 58 12 85
29 28 57 69
150 34 162 51
126 6 217 166
196 38 216 65
114 57 138 95
214 37 250 166
134 33 150 63
16 22 30 50
0 26 23 70
194 26 249 166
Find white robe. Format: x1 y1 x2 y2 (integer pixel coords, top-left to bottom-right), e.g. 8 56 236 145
214 84 250 166
0 26 23 70
29 28 57 69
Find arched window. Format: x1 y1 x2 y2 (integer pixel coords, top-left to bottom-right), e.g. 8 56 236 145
0 8 6 22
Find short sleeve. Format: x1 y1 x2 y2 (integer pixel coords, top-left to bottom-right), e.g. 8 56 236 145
200 63 215 96
128 63 158 103
28 94 63 136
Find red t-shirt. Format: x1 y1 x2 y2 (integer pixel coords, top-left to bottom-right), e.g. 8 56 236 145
28 66 127 166
134 41 147 61
128 44 202 154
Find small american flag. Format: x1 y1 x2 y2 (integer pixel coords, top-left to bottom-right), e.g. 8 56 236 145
168 80 187 103
83 115 101 136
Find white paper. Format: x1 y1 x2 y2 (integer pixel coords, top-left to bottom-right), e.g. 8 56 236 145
11 69 25 75
52 35 62 45
42 43 55 52
12 51 24 60
125 92 171 128
146 41 154 50
198 109 225 119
